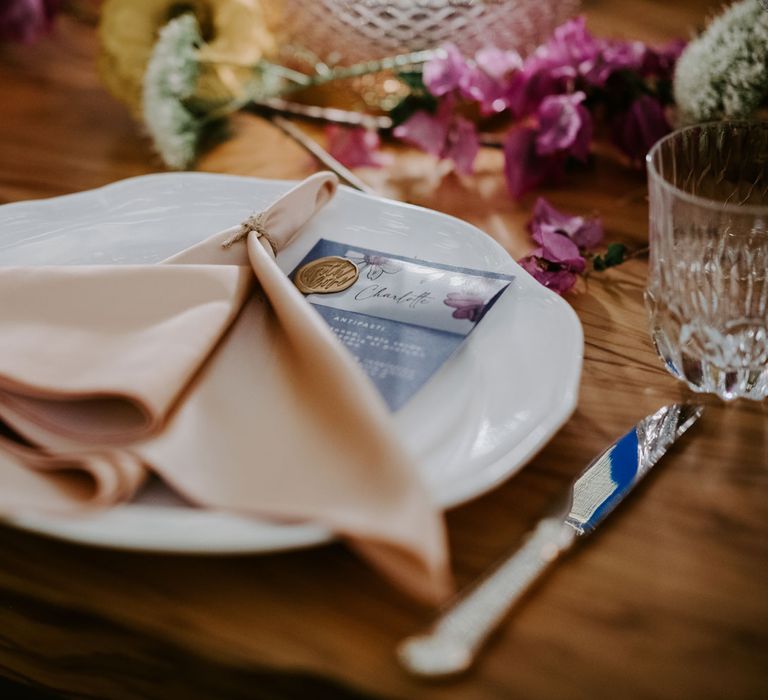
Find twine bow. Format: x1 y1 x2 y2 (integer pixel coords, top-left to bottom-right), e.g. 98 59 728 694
221 213 278 258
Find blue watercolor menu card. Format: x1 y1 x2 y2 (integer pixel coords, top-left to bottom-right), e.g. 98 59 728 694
291 239 514 411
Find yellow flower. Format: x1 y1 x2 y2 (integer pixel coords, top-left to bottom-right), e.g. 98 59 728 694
98 0 279 115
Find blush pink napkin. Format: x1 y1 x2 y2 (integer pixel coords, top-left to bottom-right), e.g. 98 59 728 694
0 173 451 604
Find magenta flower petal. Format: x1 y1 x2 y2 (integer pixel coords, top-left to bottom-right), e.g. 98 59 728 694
641 38 686 78
503 127 538 198
505 67 560 118
539 268 579 295
0 0 59 43
475 46 523 80
611 94 670 164
531 197 568 229
393 109 448 156
535 92 588 156
460 65 497 109
569 103 593 162
460 66 509 114
507 16 606 116
503 127 565 199
459 47 522 113
395 98 478 175
583 39 645 86
423 43 468 97
531 197 604 250
551 16 598 56
444 116 479 175
326 126 390 169
531 197 585 236
570 217 603 249
519 256 578 295
531 16 601 80
532 226 586 272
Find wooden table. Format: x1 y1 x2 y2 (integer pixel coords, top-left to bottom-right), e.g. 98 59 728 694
1 2 766 698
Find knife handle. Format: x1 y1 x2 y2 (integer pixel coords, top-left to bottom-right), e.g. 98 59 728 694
397 517 576 678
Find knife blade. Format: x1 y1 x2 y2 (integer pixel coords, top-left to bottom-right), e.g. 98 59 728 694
397 403 704 679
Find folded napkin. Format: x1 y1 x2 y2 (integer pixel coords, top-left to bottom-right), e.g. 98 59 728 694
0 173 450 603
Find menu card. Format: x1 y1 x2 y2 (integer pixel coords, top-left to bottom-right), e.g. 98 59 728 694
291 239 514 411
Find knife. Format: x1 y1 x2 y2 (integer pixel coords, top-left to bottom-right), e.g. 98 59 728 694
397 403 704 678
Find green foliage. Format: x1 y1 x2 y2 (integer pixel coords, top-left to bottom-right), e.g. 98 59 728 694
592 243 627 271
397 71 427 91
389 70 438 126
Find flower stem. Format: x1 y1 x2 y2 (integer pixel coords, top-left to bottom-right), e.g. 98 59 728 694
248 97 393 130
202 49 437 129
304 49 437 86
201 49 436 90
627 244 649 259
199 55 313 87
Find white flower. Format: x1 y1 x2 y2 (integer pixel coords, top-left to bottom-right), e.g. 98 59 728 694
674 0 768 123
142 14 204 169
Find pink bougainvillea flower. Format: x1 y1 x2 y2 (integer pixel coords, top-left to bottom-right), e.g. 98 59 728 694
530 197 604 249
325 126 391 169
503 127 540 198
640 38 686 78
441 115 479 175
535 91 592 161
507 18 654 113
504 65 560 118
533 17 600 77
503 93 593 201
518 197 606 295
0 0 60 43
503 126 565 199
444 293 486 322
393 109 445 156
505 18 599 116
583 39 646 86
460 46 522 114
423 43 469 97
527 17 601 82
518 256 579 295
611 94 670 165
423 43 522 115
473 46 523 84
530 228 586 273
394 98 479 175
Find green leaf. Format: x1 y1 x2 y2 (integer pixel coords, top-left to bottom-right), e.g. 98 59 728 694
604 242 627 267
389 93 437 126
397 70 427 91
592 243 628 272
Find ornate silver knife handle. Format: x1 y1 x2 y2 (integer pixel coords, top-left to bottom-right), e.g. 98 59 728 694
398 517 577 678
397 403 703 679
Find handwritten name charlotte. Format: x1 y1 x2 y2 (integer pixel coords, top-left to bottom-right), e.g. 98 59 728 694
354 284 432 309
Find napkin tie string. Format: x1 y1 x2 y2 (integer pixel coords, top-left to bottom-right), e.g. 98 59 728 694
221 213 278 258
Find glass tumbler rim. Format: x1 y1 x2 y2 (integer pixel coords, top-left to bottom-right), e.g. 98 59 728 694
646 119 768 218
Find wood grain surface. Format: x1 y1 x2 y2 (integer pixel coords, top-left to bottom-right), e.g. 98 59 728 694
1 1 767 699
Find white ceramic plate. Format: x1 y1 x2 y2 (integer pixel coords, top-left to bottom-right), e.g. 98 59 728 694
0 174 583 553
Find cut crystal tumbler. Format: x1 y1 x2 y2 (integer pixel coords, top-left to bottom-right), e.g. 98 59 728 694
646 121 768 401
278 0 579 64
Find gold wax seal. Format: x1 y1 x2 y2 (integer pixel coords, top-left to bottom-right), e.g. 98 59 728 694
294 256 359 294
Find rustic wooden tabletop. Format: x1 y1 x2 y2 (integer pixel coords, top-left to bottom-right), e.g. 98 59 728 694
1 1 766 699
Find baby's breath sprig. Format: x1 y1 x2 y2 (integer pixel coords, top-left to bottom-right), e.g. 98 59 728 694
141 13 434 169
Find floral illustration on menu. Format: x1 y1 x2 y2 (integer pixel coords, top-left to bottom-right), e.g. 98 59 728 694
443 293 487 323
347 252 402 280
